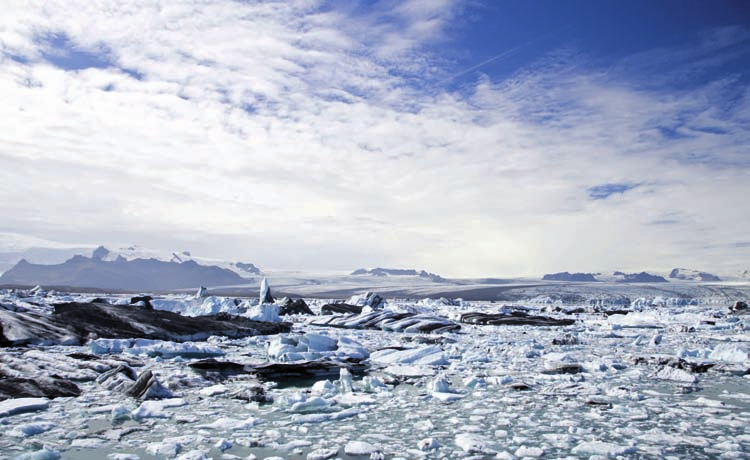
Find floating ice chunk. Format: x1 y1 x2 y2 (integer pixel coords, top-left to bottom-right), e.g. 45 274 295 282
199 384 228 397
132 398 187 420
246 302 280 322
16 447 60 460
289 397 334 413
334 393 377 407
146 440 182 457
339 368 353 393
107 454 140 460
0 397 49 417
175 450 208 460
260 277 274 304
291 413 333 424
267 334 368 362
418 438 440 451
710 343 750 364
198 417 263 430
71 438 108 449
336 336 370 360
414 420 434 431
345 441 380 456
361 376 388 392
370 346 448 366
381 364 437 377
429 373 452 393
9 422 56 437
455 433 493 454
430 374 463 402
111 405 131 422
655 366 698 383
90 338 224 358
347 291 385 309
311 379 336 396
515 446 544 457
306 448 338 460
571 441 636 456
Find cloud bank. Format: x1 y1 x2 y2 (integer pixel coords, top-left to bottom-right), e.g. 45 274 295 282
0 1 748 276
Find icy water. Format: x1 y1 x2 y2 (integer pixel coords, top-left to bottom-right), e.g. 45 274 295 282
3 297 750 459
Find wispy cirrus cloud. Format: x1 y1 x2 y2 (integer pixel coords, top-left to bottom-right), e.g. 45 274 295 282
0 1 748 276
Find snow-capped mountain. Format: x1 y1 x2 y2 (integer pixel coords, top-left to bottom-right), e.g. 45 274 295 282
542 272 598 282
0 250 252 291
91 245 263 278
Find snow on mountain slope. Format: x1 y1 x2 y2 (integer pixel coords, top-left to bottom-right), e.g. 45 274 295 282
669 268 721 282
93 245 263 277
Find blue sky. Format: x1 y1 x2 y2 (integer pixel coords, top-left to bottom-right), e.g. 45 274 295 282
0 0 748 276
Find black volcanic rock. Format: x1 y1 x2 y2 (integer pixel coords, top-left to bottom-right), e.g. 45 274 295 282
542 272 598 282
0 253 249 291
0 302 291 347
615 272 668 283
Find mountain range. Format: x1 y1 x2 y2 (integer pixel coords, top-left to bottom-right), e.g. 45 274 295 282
0 250 251 291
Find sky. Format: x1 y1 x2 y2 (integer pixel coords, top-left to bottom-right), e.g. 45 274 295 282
0 0 748 277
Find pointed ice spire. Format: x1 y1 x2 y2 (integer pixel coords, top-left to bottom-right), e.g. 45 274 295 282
259 277 274 304
195 286 208 298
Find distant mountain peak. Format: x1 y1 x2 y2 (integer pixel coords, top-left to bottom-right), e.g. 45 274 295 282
0 252 250 291
613 271 668 283
669 268 721 282
542 272 598 282
91 246 110 260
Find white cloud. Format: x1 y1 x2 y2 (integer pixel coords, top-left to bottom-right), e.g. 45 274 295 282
0 1 748 276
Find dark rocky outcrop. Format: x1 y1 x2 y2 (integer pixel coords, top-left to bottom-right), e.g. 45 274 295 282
459 312 575 327
542 272 598 282
279 298 314 316
321 303 363 315
0 253 250 291
613 272 668 283
730 301 748 313
0 302 291 347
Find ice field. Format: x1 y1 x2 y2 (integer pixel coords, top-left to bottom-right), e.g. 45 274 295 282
1 281 750 459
